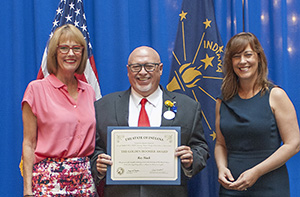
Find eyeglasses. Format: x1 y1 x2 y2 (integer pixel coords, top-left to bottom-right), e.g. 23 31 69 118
128 63 160 73
57 45 84 54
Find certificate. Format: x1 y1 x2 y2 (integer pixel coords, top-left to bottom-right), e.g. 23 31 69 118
106 126 181 185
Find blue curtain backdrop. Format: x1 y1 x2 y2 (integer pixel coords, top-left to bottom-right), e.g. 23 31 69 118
0 0 299 196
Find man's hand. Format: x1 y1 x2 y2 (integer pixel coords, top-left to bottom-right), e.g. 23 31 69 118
96 153 113 176
175 145 193 169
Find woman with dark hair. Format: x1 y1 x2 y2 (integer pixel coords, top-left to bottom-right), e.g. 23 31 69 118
215 32 300 196
22 24 97 196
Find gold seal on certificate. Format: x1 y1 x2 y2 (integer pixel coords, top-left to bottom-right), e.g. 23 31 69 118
106 127 181 185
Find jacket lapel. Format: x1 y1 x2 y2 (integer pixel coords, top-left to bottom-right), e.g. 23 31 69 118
115 89 130 126
161 87 176 126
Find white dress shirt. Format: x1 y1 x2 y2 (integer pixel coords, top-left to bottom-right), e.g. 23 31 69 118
128 87 163 127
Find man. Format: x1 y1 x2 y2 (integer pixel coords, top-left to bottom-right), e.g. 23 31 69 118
90 46 209 197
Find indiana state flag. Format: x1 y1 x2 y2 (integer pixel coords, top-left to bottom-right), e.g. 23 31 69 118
167 0 223 196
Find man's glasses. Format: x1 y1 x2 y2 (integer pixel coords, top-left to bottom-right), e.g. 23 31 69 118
57 45 84 54
128 63 160 73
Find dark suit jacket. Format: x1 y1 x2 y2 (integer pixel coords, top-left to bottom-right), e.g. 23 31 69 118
90 86 209 197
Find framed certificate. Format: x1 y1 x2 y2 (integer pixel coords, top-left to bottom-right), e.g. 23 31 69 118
106 126 181 185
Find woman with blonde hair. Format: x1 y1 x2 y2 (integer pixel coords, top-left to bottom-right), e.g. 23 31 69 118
22 24 97 196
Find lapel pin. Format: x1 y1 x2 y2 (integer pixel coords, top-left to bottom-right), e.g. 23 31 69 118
163 100 177 120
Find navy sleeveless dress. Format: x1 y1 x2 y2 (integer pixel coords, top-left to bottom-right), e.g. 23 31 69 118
219 87 290 197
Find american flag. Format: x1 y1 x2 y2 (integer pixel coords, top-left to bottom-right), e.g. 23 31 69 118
37 0 101 99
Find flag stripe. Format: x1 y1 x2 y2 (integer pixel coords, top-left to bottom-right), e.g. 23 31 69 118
85 57 101 99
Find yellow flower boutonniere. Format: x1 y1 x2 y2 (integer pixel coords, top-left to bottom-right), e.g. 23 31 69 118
163 100 177 120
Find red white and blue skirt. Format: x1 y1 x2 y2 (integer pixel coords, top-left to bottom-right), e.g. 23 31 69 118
32 157 97 196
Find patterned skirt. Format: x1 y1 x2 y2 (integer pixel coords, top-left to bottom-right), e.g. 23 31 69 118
32 157 97 196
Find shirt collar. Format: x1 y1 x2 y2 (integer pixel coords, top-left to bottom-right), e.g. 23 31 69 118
130 86 162 107
47 74 85 90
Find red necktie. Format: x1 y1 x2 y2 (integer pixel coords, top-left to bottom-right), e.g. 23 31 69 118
138 98 150 127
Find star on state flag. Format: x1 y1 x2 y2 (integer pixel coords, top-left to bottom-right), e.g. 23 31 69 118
37 0 101 99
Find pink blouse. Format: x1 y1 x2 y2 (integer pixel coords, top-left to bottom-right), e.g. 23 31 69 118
22 74 96 163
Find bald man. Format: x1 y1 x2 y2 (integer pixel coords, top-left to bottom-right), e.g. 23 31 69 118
90 46 209 197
